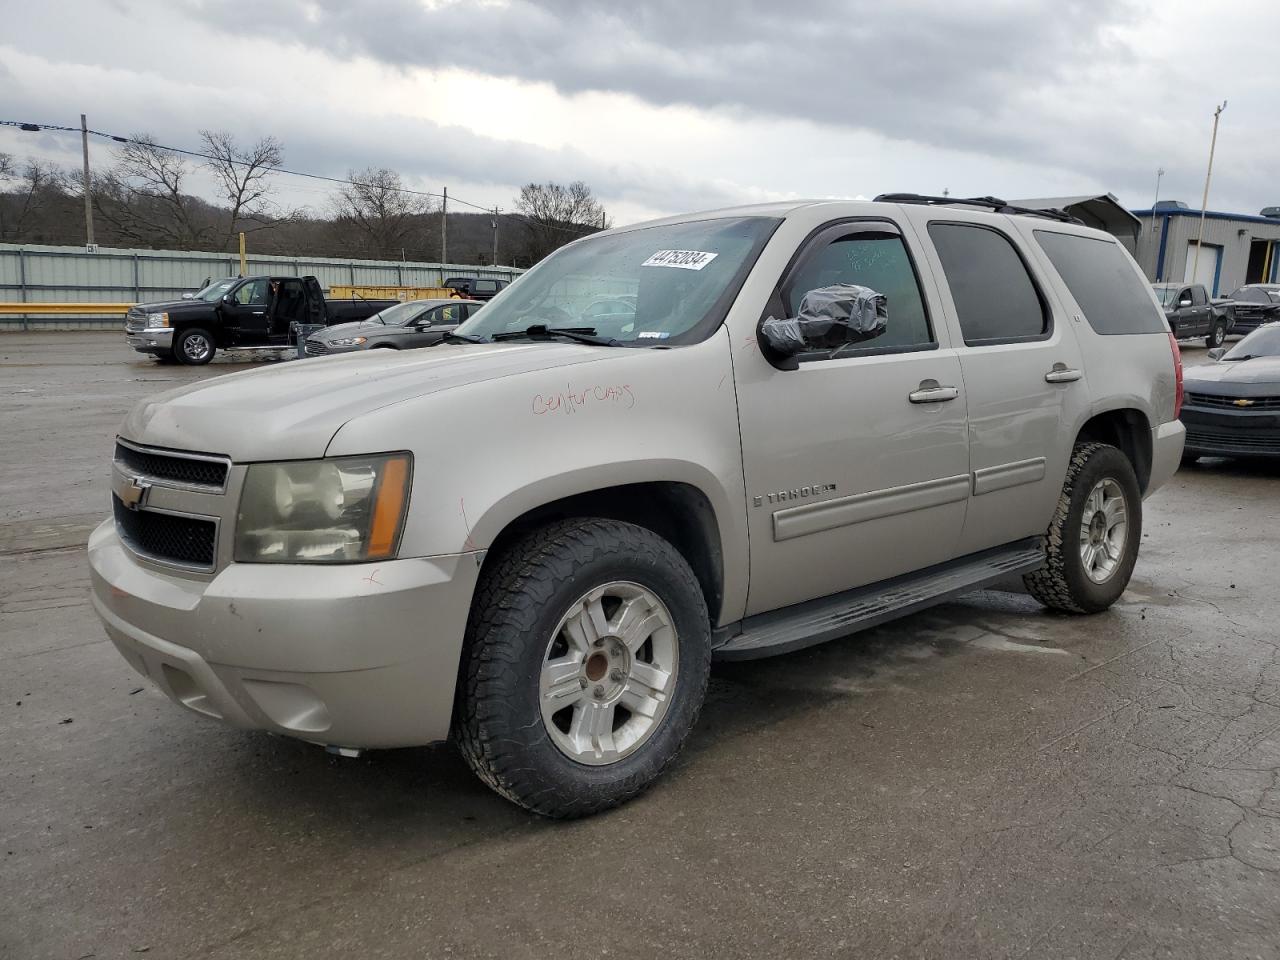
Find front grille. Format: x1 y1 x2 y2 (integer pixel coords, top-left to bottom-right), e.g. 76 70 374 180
125 307 147 333
1185 429 1280 453
113 496 217 570
115 441 229 490
304 339 327 356
1185 393 1280 411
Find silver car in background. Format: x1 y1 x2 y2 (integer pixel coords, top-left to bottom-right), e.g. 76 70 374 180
304 298 483 355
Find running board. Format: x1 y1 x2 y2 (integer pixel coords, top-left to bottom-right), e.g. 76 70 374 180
713 539 1045 661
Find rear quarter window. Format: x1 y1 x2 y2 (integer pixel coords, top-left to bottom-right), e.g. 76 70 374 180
1034 230 1166 335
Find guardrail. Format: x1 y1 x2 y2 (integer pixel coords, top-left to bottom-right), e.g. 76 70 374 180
0 302 133 315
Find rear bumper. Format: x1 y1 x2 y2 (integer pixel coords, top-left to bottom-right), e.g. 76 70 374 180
88 519 481 748
125 328 174 353
1181 406 1280 458
1147 420 1185 494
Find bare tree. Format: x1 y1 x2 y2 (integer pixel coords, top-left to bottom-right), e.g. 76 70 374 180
514 180 607 262
330 168 430 259
200 130 287 248
94 135 213 249
0 159 71 242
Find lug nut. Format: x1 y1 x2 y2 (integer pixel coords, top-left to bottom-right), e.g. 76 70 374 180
609 668 626 682
593 685 605 698
579 677 588 689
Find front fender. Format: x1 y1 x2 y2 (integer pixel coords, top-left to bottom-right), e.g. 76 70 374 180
325 327 752 622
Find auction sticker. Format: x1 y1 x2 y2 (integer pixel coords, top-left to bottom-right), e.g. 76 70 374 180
642 250 719 270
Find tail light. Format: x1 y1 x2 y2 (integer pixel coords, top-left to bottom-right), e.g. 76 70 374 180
1168 332 1183 418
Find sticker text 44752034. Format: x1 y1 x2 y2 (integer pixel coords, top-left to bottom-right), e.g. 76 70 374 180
532 383 636 416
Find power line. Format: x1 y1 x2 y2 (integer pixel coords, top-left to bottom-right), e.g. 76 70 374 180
0 118 601 234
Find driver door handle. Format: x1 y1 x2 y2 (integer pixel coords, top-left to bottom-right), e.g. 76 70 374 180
909 381 960 403
1044 366 1082 383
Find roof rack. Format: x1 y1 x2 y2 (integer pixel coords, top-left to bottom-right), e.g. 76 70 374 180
873 193 1082 225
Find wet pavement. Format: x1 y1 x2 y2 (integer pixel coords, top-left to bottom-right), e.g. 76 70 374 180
2 333 1279 959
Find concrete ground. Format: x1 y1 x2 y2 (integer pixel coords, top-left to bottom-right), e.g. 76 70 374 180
2 333 1279 960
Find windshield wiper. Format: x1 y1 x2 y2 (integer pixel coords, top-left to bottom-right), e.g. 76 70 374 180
492 324 621 346
441 331 488 344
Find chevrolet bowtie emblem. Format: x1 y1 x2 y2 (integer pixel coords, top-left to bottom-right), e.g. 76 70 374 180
120 475 151 510
1233 398 1255 407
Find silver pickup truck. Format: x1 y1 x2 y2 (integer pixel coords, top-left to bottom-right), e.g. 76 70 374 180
89 195 1185 817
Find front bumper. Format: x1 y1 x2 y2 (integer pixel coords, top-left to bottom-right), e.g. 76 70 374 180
125 328 174 354
88 519 481 748
1181 406 1280 458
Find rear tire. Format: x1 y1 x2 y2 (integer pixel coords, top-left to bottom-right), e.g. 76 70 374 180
454 518 711 818
1207 319 1227 349
175 327 216 365
1024 442 1142 614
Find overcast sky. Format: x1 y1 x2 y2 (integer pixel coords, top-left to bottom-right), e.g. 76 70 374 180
1 0 1277 227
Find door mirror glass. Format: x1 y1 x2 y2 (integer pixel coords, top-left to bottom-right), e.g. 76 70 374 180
1207 346 1226 360
759 284 887 363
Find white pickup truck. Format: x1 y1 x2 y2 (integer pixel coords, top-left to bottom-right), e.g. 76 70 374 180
90 195 1185 817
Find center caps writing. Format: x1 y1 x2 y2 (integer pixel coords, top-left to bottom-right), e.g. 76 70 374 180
753 483 836 507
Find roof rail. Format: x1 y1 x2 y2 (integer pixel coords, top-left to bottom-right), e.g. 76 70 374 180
873 193 1082 225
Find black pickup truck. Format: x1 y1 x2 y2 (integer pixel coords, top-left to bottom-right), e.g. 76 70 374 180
1152 282 1236 348
124 275 396 364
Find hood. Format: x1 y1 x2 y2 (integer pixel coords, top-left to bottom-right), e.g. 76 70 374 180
313 320 378 339
119 342 615 461
1184 355 1280 389
134 298 211 314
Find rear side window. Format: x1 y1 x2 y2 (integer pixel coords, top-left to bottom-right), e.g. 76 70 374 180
474 279 497 293
1034 230 1166 335
928 223 1048 344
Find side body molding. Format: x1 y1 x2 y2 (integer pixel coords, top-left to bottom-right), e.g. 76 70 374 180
772 474 971 542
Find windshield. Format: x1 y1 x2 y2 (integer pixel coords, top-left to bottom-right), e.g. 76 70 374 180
368 300 431 326
1223 323 1280 360
456 216 779 345
1231 286 1280 304
194 278 239 302
1152 284 1180 307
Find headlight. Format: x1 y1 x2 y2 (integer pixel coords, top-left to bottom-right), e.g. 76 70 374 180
234 453 412 563
147 312 170 327
330 336 367 346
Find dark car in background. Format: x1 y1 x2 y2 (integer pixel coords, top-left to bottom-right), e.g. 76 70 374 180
1181 322 1280 461
443 276 509 301
1152 282 1235 348
303 298 482 355
1225 284 1280 333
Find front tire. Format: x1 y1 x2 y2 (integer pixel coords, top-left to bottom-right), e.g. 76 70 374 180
1207 319 1227 349
454 518 711 818
1024 442 1142 614
175 327 216 365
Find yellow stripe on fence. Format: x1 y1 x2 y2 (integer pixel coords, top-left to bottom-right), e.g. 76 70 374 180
0 303 134 315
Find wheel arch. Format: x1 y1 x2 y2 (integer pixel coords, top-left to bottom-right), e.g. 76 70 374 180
478 479 728 627
1074 407 1153 492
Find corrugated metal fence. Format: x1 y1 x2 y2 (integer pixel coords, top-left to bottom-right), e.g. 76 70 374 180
0 244 523 330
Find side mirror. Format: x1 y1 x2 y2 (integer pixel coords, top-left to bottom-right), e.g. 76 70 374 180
221 294 235 305
1207 346 1226 360
759 284 888 368
1178 298 1192 308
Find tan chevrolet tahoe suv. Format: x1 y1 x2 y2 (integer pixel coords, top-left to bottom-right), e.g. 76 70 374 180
90 194 1186 817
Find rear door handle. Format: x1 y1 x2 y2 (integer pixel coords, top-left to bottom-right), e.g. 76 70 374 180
1044 366 1082 384
909 381 960 403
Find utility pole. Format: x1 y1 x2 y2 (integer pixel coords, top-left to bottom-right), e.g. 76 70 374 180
1151 167 1165 278
80 114 96 248
491 207 499 265
441 187 448 265
1192 101 1227 287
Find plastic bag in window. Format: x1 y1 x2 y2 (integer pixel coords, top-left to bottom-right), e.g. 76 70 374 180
759 284 888 358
